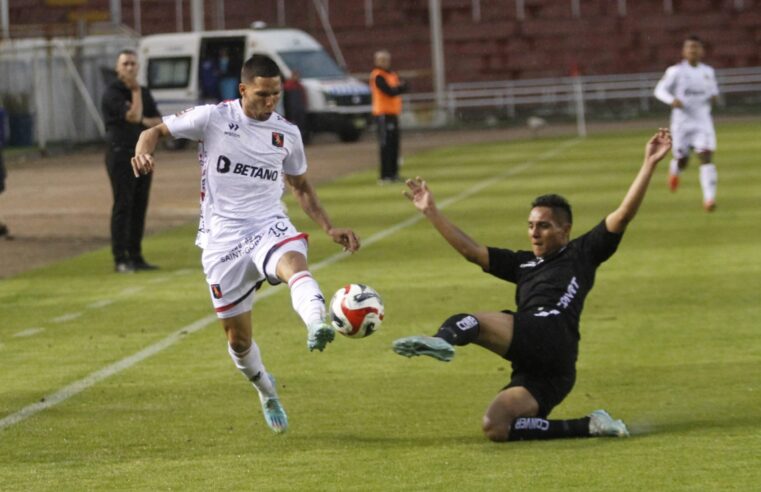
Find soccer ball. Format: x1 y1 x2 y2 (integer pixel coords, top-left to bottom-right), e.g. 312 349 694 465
329 284 384 338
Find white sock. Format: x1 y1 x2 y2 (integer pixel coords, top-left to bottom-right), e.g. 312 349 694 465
288 271 326 327
699 163 718 202
669 159 681 176
227 342 276 398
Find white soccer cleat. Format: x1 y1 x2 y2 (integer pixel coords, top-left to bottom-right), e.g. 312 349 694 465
392 335 455 362
306 321 335 352
588 409 630 438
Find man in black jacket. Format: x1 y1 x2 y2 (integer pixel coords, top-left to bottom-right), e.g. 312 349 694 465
101 49 162 273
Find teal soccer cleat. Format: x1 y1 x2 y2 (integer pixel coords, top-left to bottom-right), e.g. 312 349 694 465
257 373 288 434
260 397 288 434
392 336 455 362
307 321 335 352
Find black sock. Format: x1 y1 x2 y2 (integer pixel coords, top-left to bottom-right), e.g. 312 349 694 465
507 416 591 441
434 313 480 346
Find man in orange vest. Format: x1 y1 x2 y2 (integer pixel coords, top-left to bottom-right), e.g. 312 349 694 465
370 50 408 183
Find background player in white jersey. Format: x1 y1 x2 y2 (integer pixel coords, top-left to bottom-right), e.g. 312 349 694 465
130 55 360 433
654 34 719 211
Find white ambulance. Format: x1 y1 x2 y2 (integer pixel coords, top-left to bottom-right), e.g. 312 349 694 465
137 26 371 143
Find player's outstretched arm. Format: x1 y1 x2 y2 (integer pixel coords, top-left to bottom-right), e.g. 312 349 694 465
131 123 171 177
403 177 489 269
605 129 672 234
285 174 360 253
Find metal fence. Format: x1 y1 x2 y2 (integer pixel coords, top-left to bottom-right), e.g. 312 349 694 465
0 34 138 148
2 34 760 148
402 67 761 134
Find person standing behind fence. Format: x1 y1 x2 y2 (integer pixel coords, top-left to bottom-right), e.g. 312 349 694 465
101 49 163 273
654 34 720 212
370 50 408 184
0 113 7 238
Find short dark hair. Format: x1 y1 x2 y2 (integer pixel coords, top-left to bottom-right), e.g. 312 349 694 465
685 34 703 45
241 55 281 82
531 194 573 225
117 49 137 59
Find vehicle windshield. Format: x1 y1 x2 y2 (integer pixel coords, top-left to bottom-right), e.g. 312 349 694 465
147 57 191 89
278 50 345 79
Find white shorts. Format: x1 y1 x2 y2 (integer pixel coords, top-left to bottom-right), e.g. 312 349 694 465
671 125 716 160
202 218 309 319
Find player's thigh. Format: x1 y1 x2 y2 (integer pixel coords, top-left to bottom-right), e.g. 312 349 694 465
482 386 539 441
695 129 716 163
473 311 514 357
275 250 309 282
203 249 259 319
671 126 693 161
251 218 309 284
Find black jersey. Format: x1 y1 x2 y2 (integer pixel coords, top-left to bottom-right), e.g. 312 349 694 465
485 220 622 330
101 80 160 150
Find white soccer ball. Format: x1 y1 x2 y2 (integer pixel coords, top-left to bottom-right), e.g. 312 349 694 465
329 284 384 338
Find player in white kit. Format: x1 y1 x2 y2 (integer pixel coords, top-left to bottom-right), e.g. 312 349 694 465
131 55 360 433
654 35 719 211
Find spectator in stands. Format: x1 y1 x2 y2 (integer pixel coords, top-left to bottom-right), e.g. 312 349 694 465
101 49 163 273
370 50 408 184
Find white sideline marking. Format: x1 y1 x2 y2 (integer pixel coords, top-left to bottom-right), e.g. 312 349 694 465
0 139 578 430
87 299 114 309
13 328 45 338
51 312 82 323
118 286 143 297
148 276 170 284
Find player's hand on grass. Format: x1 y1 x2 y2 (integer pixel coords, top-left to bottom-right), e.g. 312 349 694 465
645 128 672 165
131 153 155 177
329 228 360 253
404 177 436 215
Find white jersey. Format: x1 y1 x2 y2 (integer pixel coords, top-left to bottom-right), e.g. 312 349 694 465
654 61 719 130
164 100 306 250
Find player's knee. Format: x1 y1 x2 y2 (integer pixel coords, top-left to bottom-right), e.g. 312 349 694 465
228 337 250 354
481 414 510 442
223 324 251 353
436 313 480 346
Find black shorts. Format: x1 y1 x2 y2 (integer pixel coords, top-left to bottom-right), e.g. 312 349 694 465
502 309 579 417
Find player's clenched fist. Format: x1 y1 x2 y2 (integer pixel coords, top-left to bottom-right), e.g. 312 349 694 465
131 153 155 177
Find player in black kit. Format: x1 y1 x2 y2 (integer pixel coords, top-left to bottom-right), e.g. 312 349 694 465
393 129 672 442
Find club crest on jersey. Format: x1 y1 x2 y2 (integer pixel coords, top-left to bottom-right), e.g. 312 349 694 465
272 132 285 147
211 284 223 299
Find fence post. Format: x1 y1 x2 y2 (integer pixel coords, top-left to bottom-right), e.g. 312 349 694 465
573 75 587 137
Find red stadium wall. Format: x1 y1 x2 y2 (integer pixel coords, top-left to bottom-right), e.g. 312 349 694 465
8 0 761 89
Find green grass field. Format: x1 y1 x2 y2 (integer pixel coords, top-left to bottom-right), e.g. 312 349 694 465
1 123 760 490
